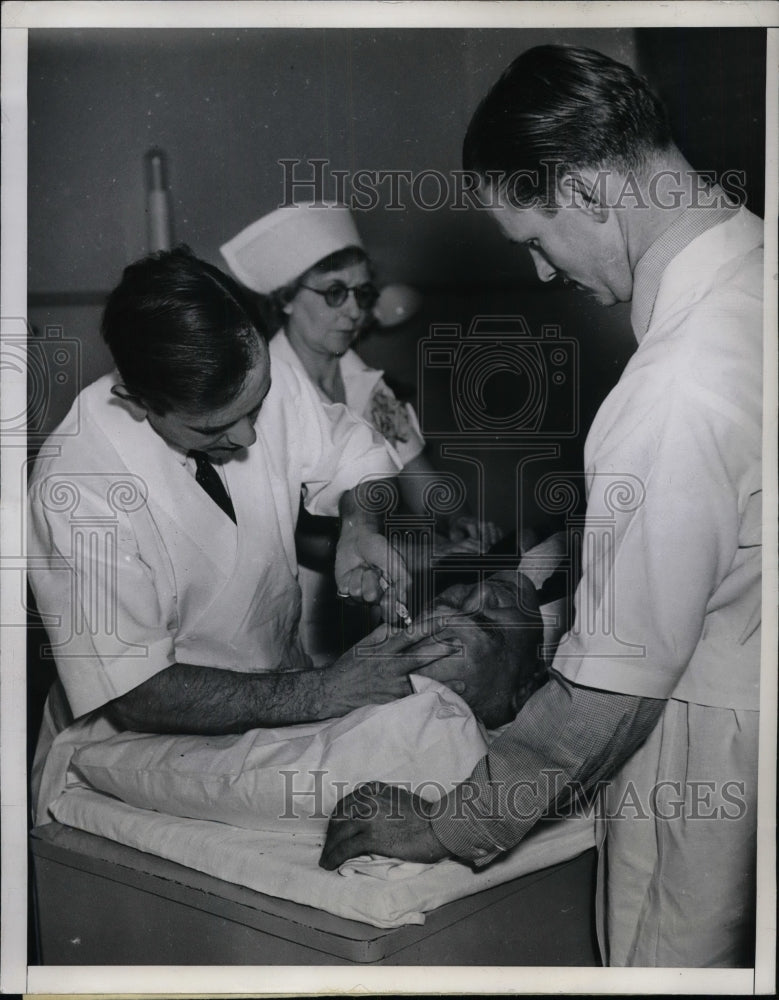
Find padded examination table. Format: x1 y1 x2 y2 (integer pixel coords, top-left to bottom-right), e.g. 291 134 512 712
31 822 598 965
30 537 594 965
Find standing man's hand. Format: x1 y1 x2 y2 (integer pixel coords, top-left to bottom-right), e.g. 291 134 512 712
319 781 450 870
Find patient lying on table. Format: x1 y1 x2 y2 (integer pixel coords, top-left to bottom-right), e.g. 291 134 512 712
66 573 549 836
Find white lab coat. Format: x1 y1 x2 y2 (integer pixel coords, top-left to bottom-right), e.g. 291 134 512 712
553 207 763 965
29 355 399 822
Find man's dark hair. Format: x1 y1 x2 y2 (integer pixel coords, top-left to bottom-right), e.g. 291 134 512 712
463 45 673 209
102 246 268 414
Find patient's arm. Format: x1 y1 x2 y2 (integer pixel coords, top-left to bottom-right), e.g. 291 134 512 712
106 626 461 735
320 675 665 870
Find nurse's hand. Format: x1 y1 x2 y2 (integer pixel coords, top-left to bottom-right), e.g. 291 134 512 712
334 527 411 624
322 621 467 717
447 514 504 551
432 534 483 558
319 781 450 870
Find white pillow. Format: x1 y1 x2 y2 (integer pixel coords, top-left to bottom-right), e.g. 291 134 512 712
70 676 488 834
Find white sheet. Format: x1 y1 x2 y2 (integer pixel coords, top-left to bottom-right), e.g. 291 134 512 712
68 676 490 835
50 785 595 929
48 552 591 929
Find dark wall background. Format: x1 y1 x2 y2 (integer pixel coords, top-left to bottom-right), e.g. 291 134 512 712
635 28 766 219
27 27 637 294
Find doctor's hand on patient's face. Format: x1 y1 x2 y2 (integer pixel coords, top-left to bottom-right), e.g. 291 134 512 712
319 781 450 871
323 621 468 717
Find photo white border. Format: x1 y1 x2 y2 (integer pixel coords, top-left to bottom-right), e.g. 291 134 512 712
2 2 777 996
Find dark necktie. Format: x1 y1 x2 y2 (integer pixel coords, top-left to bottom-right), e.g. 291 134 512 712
189 450 237 523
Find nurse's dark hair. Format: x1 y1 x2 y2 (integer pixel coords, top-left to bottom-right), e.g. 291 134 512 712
269 244 374 329
463 45 673 210
102 245 267 414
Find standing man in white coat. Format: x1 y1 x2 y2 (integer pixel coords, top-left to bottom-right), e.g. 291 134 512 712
321 45 764 968
28 247 448 824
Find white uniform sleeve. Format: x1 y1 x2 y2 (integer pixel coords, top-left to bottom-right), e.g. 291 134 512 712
28 472 176 718
553 372 750 701
279 364 401 517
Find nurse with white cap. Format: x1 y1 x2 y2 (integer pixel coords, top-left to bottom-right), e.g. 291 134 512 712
221 203 503 661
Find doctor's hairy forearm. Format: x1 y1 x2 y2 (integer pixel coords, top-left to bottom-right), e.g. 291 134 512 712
105 622 452 735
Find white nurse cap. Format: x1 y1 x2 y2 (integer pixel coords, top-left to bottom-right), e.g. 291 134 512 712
219 203 364 294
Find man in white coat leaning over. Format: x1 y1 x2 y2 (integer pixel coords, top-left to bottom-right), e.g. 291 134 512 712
321 45 764 968
29 245 441 825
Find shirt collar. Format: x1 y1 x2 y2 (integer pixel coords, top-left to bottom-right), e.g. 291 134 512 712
166 440 190 466
108 368 190 466
630 187 739 342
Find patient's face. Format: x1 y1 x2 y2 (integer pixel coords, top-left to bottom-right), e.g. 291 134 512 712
416 577 546 729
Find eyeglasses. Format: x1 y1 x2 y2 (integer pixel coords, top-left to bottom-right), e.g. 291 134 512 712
299 281 380 310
